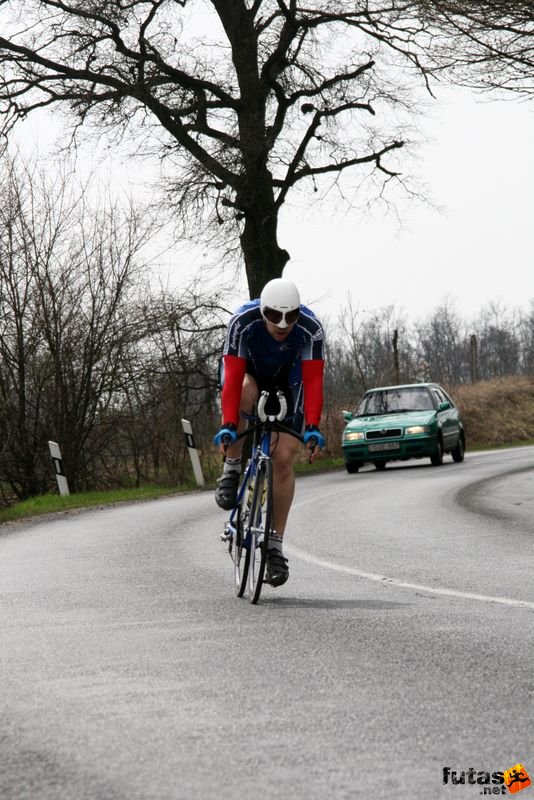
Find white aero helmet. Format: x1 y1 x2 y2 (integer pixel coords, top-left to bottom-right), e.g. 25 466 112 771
260 278 301 329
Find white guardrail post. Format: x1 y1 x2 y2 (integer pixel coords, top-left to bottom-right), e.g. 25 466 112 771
181 419 205 487
48 441 70 496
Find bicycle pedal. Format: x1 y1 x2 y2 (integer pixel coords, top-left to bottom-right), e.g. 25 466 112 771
220 532 232 542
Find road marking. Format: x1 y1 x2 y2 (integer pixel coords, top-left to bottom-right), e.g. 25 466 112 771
285 544 534 610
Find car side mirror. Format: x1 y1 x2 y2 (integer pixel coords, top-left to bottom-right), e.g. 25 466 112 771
342 410 353 422
438 401 451 411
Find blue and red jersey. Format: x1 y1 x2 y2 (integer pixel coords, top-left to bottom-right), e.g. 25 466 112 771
221 299 325 427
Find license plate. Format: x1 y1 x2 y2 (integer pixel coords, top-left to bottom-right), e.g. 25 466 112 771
368 442 400 452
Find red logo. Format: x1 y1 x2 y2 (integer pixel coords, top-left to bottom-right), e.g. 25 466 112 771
504 764 531 794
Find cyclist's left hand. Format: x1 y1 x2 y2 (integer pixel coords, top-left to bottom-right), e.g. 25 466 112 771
303 425 325 460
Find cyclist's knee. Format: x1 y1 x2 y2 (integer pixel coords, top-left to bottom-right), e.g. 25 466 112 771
271 436 299 473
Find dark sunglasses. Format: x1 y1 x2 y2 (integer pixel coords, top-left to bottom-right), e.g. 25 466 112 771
262 306 300 326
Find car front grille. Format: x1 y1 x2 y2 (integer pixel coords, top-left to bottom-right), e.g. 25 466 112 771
366 428 402 440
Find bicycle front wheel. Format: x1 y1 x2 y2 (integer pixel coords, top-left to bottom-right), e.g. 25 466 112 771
234 494 251 598
247 458 273 605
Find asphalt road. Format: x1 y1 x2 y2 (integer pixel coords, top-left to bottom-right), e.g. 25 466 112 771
1 447 533 800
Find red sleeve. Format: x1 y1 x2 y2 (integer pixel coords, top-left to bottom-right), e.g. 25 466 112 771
221 355 247 426
301 359 324 427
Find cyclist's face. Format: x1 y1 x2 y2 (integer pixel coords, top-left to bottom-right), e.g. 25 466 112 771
265 319 296 341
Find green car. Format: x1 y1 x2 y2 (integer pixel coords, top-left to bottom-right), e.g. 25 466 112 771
342 383 465 473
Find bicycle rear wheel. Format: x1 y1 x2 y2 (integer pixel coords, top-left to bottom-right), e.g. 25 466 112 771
247 458 273 604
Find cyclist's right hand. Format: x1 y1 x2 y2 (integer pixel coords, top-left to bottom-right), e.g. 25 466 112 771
213 423 238 448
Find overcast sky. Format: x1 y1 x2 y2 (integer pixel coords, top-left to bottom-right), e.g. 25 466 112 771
282 87 534 325
15 84 533 327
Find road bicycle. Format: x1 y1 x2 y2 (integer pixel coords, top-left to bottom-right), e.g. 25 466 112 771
220 390 315 604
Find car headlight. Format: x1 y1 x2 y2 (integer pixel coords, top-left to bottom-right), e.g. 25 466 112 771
344 431 365 442
405 425 431 435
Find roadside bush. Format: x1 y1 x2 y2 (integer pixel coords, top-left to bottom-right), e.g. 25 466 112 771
450 376 534 449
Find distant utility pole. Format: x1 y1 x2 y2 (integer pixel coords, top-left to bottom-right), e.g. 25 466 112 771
393 329 400 384
470 334 479 383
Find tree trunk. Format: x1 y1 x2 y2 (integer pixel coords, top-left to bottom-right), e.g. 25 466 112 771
238 166 289 299
240 205 289 299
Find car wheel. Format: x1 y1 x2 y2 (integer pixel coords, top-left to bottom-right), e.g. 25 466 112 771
374 462 387 471
451 436 465 463
430 439 443 467
346 463 360 474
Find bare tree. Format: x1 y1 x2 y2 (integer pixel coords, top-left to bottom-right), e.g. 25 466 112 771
0 155 159 496
414 300 470 385
473 301 521 380
113 285 228 486
1 2 531 298
36 205 156 490
0 159 49 497
518 300 534 375
0 1 449 297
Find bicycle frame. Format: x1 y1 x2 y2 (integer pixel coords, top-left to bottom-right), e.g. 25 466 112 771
224 391 285 543
222 390 305 602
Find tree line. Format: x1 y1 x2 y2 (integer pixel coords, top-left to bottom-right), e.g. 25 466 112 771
1 160 532 502
325 300 534 411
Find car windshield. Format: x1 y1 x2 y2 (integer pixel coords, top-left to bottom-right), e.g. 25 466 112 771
357 387 434 416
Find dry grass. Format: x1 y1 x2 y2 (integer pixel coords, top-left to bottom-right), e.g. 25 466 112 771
447 376 534 449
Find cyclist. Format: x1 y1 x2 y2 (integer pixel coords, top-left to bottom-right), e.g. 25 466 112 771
213 278 326 588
